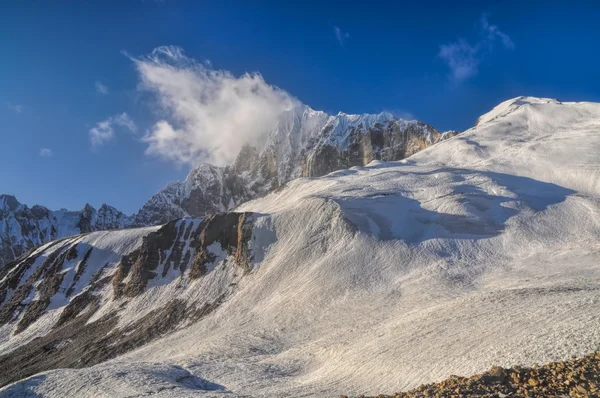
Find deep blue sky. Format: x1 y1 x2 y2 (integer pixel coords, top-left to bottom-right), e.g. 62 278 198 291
2 1 600 214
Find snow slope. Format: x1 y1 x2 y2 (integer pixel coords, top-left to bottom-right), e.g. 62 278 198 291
2 97 600 397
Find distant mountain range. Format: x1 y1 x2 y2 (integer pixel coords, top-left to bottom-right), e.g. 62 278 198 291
0 196 130 267
1 105 456 266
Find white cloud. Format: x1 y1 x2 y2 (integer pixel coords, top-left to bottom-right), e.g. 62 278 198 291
480 13 515 50
95 81 109 95
128 45 299 166
6 103 23 113
39 148 53 157
439 39 479 80
89 112 137 149
334 26 349 47
113 112 137 132
439 13 514 81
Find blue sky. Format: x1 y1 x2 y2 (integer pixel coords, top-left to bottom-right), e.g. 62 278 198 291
2 0 600 214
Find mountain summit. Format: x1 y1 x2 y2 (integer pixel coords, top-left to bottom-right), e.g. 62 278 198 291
133 106 446 225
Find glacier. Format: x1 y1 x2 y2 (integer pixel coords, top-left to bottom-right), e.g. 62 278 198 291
0 97 599 397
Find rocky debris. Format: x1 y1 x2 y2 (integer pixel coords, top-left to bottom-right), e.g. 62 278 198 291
235 212 253 273
0 211 256 339
356 352 600 398
14 243 72 333
113 213 253 297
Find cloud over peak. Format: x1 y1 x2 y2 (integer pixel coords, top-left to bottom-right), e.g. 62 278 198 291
129 45 299 166
439 13 514 81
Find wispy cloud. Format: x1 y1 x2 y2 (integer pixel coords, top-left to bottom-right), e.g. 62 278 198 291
95 81 109 95
39 148 53 157
438 13 514 81
127 45 299 166
6 102 24 113
89 113 137 149
480 13 514 50
334 26 350 47
439 39 479 80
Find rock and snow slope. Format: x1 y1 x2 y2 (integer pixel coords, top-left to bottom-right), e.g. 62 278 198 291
1 109 443 266
1 97 600 397
0 197 132 268
133 107 443 226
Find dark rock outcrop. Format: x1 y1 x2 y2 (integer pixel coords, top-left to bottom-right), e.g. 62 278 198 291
189 212 253 279
360 352 600 397
0 211 256 388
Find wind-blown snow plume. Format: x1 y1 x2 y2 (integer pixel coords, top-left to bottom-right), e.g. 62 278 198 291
130 46 299 167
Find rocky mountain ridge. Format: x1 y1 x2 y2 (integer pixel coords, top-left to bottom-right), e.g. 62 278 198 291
0 212 255 387
1 107 453 266
0 195 131 267
133 106 451 225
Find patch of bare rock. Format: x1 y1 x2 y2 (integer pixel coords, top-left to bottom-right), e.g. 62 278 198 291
346 352 600 397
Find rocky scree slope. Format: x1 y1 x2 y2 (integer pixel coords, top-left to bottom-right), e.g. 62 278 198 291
357 351 600 397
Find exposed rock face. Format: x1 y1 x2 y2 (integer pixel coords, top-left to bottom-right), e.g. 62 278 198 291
0 212 256 387
188 212 253 279
134 108 449 226
0 195 132 267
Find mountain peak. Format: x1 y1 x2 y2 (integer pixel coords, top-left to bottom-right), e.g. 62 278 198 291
0 194 21 212
1 107 447 265
476 96 561 126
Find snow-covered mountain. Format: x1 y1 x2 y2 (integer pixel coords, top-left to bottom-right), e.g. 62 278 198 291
0 196 132 268
134 106 446 225
2 96 600 397
0 109 445 267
